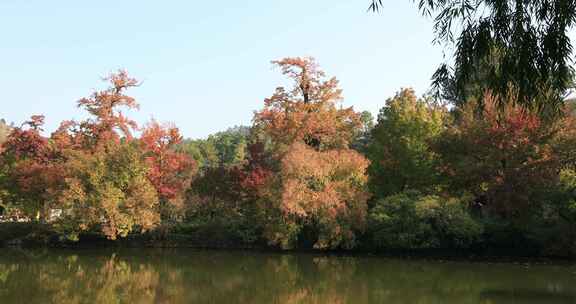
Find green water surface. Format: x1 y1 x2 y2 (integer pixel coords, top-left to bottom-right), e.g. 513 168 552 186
0 248 575 303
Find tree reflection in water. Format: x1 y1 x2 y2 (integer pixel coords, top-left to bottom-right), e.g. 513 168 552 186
0 249 575 304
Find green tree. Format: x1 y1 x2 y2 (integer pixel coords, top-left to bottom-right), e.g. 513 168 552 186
178 138 219 169
351 110 375 154
208 126 249 167
55 142 160 240
520 169 576 256
178 126 249 171
367 88 447 199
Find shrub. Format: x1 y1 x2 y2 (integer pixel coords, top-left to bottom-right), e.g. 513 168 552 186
369 190 483 250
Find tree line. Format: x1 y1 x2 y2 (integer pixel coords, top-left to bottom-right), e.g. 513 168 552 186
1 57 576 256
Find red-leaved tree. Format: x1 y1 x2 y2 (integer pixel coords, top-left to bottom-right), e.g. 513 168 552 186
141 120 196 221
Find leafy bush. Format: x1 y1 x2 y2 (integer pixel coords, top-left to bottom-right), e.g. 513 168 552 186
369 190 483 250
519 169 576 256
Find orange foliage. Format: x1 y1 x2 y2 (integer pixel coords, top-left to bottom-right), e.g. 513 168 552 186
0 72 166 238
2 115 49 162
280 143 369 217
253 57 361 151
252 58 370 249
141 120 196 218
76 70 140 147
268 142 369 249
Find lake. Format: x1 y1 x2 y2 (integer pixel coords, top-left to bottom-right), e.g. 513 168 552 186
0 248 575 303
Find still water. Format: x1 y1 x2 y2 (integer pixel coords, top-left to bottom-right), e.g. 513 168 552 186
0 248 575 304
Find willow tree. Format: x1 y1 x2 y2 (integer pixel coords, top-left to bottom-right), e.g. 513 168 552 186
371 0 576 114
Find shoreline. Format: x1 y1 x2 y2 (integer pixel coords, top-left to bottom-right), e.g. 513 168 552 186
2 231 574 265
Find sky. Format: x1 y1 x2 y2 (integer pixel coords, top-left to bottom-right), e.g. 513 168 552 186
0 0 444 139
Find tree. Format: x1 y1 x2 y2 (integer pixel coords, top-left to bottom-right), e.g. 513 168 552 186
436 93 559 216
178 126 249 170
253 57 361 152
49 71 162 239
266 142 370 249
350 110 375 154
367 88 447 199
178 138 219 170
1 115 49 162
209 126 250 167
184 139 269 244
55 142 160 240
371 1 576 114
177 127 250 229
75 70 140 148
0 115 66 222
188 165 245 222
141 120 196 221
253 57 370 249
239 141 274 198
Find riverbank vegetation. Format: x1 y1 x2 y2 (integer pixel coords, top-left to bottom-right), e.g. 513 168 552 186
3 1 576 258
1 57 576 257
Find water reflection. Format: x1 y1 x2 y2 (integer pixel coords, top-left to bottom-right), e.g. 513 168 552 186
0 248 575 303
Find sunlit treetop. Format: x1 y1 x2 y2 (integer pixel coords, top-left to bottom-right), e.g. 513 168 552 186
25 115 46 131
1 115 49 162
76 70 140 143
254 57 361 151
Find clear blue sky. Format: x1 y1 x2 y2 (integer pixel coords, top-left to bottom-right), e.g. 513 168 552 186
0 0 443 139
